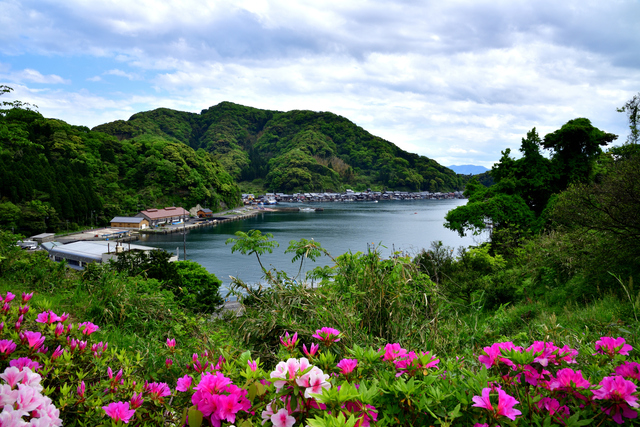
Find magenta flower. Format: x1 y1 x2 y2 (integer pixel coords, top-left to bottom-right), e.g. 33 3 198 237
4 292 15 303
312 327 341 345
21 292 33 304
130 391 144 409
35 310 62 324
78 322 100 335
381 343 408 362
526 341 578 366
337 358 358 375
176 375 193 392
18 305 29 315
303 343 319 357
166 338 176 349
548 368 591 393
102 401 136 424
191 371 251 425
478 342 521 369
0 339 17 356
10 357 41 371
247 359 258 372
144 382 171 401
615 361 640 381
596 337 633 357
537 397 570 421
51 345 64 360
472 387 522 421
166 358 173 368
54 322 64 338
592 375 638 424
77 381 86 397
279 332 299 351
22 331 45 350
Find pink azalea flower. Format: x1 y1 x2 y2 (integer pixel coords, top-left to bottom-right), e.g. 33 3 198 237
4 292 15 303
381 343 408 362
9 357 41 371
144 382 171 401
615 361 640 381
537 397 570 421
596 337 633 357
0 339 17 356
472 387 522 421
51 345 64 360
248 359 258 372
279 332 299 351
77 381 85 397
303 343 319 357
54 322 64 337
21 292 33 304
337 358 358 375
35 310 61 325
78 322 100 335
478 342 521 369
102 401 136 423
312 327 341 345
271 358 302 390
548 368 591 395
166 358 173 368
22 331 46 350
166 338 176 348
130 391 144 409
271 408 296 427
302 369 331 398
592 375 638 424
176 375 193 392
0 366 24 388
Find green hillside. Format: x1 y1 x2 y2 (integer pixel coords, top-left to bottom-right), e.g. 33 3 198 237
0 88 241 235
94 103 463 193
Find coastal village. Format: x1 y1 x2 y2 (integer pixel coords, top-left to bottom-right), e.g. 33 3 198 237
17 189 465 271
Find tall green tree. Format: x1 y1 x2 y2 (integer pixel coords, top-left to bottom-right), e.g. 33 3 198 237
618 93 639 145
543 118 617 188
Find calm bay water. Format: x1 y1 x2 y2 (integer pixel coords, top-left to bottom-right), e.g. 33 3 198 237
139 199 484 291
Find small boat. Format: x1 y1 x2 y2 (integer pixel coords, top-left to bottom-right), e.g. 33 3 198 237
299 207 316 212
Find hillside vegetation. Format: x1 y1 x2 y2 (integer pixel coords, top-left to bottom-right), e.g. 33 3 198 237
94 102 463 193
0 87 241 234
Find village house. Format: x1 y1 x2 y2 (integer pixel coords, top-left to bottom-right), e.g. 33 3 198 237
135 207 189 227
197 208 213 218
109 216 150 229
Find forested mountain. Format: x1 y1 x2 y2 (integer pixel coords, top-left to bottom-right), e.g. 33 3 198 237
94 102 463 193
0 87 241 235
447 165 489 175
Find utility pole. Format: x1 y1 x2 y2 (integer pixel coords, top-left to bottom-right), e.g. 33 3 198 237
183 213 186 261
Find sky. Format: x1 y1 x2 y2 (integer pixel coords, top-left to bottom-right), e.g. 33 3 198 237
1 0 639 168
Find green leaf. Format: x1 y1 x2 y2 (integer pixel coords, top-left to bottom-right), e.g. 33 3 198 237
188 408 204 427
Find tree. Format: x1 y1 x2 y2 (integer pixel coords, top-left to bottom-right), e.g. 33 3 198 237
174 260 224 313
618 93 639 145
225 229 279 274
552 154 640 251
543 118 617 188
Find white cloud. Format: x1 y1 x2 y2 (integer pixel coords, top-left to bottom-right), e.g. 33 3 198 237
1 0 639 166
0 68 70 84
104 69 140 80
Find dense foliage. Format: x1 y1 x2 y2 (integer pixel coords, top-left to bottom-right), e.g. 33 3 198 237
94 103 464 193
0 88 241 235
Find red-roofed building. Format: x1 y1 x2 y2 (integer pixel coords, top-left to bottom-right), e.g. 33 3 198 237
135 207 189 227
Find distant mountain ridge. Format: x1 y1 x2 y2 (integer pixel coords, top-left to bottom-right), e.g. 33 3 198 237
93 102 464 193
448 165 490 175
